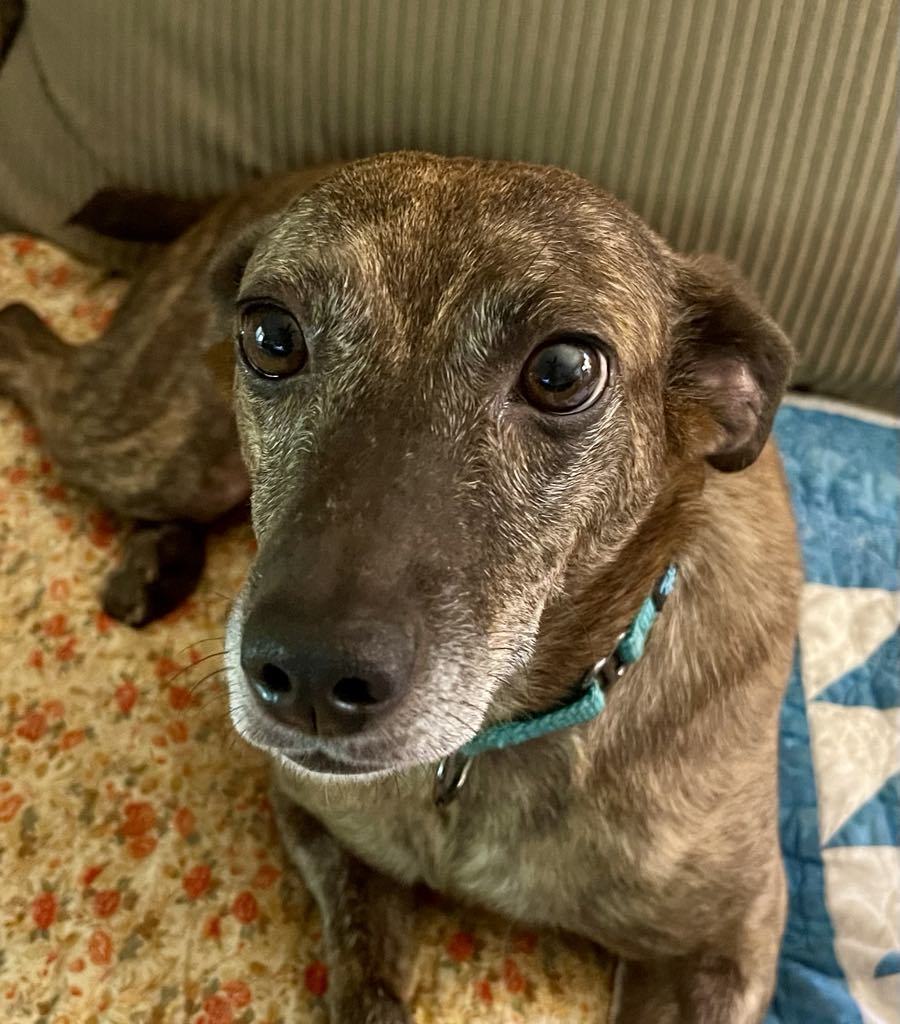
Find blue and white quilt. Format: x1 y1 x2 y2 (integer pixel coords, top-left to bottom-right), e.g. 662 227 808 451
767 396 899 1024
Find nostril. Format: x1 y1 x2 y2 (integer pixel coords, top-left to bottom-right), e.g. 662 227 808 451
259 663 292 695
332 676 380 708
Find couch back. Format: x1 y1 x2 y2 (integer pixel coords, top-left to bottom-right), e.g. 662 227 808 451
1 0 896 408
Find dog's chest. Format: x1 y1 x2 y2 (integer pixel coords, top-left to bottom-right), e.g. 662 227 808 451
289 769 586 926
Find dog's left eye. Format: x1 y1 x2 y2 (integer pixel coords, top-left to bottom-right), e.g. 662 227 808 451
238 305 307 378
520 334 609 414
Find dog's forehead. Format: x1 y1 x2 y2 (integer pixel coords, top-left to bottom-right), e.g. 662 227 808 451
249 156 671 359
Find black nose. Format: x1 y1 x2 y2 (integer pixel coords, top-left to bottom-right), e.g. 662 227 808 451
240 602 411 737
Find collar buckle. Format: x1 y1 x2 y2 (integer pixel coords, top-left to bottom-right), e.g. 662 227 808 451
582 631 628 692
433 751 472 808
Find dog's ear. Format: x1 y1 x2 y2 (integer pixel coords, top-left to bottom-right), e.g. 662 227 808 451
669 254 793 472
204 217 278 393
208 215 278 307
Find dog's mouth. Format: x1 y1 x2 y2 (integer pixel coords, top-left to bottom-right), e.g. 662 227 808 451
226 653 481 779
275 746 398 778
228 689 420 778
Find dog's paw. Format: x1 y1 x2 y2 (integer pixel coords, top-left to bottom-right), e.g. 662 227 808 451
101 521 206 626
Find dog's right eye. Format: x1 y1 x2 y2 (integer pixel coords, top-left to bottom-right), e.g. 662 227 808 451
520 334 609 414
238 305 307 378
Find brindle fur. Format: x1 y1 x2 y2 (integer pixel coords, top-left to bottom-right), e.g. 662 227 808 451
1 153 800 1022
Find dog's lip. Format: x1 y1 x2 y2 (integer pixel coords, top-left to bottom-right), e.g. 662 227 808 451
278 746 395 777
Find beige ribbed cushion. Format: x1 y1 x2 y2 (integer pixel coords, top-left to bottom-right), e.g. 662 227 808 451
0 0 896 408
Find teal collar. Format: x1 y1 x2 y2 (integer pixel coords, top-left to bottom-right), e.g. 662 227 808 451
433 564 678 806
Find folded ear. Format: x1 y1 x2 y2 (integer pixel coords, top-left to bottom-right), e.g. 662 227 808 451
208 214 279 307
670 254 793 472
203 216 279 394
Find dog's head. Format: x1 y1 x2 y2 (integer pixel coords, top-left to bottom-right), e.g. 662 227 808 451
211 153 791 778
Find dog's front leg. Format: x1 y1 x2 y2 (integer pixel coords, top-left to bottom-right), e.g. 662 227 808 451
271 785 415 1024
612 953 777 1024
611 866 784 1024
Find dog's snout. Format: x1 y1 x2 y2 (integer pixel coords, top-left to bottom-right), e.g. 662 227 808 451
240 602 411 738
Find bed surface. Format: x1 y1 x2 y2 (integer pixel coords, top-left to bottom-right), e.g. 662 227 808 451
1 237 896 1023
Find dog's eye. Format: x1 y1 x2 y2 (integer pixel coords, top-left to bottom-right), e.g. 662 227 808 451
238 305 307 378
520 335 609 414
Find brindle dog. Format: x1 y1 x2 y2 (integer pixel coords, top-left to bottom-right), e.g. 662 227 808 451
0 153 800 1022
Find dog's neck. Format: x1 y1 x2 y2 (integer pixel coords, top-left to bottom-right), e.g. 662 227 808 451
521 464 706 716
